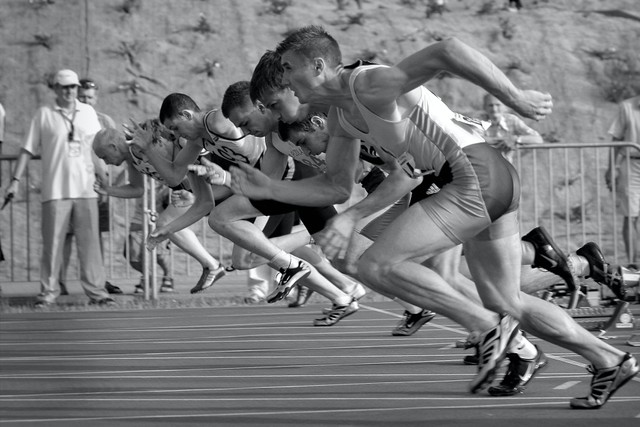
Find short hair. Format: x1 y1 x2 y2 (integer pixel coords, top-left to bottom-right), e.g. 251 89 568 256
275 25 342 67
278 111 327 141
159 93 200 124
221 81 252 118
93 127 124 152
250 50 285 103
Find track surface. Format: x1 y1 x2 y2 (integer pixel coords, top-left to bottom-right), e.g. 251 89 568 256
1 301 639 426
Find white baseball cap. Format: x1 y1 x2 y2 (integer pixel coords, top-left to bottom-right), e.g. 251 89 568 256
54 69 80 86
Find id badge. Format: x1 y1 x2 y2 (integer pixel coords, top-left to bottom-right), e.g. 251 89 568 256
68 139 81 157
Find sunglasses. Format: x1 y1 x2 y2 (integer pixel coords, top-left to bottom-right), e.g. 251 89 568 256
80 81 98 90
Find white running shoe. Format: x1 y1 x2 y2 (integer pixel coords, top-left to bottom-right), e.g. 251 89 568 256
266 260 311 303
468 314 520 393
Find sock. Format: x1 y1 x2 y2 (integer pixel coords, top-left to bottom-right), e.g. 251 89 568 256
268 250 293 270
507 330 538 359
396 299 423 315
569 254 590 277
334 294 352 307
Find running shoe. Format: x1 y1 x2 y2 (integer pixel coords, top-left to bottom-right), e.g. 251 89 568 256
313 298 359 326
160 277 175 293
244 290 266 304
570 353 638 409
522 226 577 290
488 345 548 396
321 283 366 313
468 314 520 394
576 242 626 300
288 285 314 308
190 266 226 294
105 281 123 294
266 260 311 303
391 309 436 336
463 346 479 365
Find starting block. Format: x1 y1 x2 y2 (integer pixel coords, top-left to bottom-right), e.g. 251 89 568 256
564 300 636 339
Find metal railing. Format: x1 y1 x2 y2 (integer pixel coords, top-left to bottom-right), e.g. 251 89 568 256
0 154 232 293
515 141 640 264
1 141 639 290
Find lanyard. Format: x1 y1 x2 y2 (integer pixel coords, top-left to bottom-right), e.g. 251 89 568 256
58 105 77 141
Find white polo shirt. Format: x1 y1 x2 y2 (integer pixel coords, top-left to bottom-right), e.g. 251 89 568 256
23 101 101 202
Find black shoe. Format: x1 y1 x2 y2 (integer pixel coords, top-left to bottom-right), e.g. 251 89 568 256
391 309 436 336
105 281 123 295
522 226 576 291
570 353 639 409
488 345 548 396
288 285 314 308
190 266 226 294
267 260 311 303
89 297 117 307
576 242 626 300
464 345 479 365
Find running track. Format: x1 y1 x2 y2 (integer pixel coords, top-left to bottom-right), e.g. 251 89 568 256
1 301 639 426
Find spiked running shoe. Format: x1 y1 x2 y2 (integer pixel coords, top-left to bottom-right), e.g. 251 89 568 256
488 345 548 396
570 353 639 409
522 226 577 291
190 266 226 294
267 260 311 303
288 285 314 308
576 242 627 300
313 298 359 326
468 314 520 394
391 309 437 336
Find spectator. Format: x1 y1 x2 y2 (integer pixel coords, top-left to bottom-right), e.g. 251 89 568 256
606 95 640 269
58 77 122 295
78 79 116 130
481 93 543 163
4 69 115 307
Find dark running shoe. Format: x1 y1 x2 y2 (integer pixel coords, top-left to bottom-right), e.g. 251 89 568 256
391 309 436 336
464 345 480 365
266 260 311 303
488 345 548 396
469 314 520 394
522 226 577 290
190 266 226 294
105 281 123 295
570 353 638 409
313 299 359 326
288 285 314 308
576 242 626 300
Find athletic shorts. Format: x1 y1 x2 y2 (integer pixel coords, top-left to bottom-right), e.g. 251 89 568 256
249 159 337 234
418 142 521 244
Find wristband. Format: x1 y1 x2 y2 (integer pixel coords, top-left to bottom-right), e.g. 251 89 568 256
222 171 229 186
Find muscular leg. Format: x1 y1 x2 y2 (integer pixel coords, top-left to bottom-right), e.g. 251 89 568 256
357 204 500 334
465 232 626 371
157 204 221 270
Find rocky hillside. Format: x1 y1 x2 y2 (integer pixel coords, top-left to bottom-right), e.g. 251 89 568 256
1 0 639 154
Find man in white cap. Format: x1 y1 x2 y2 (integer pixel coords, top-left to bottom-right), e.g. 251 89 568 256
4 69 115 307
